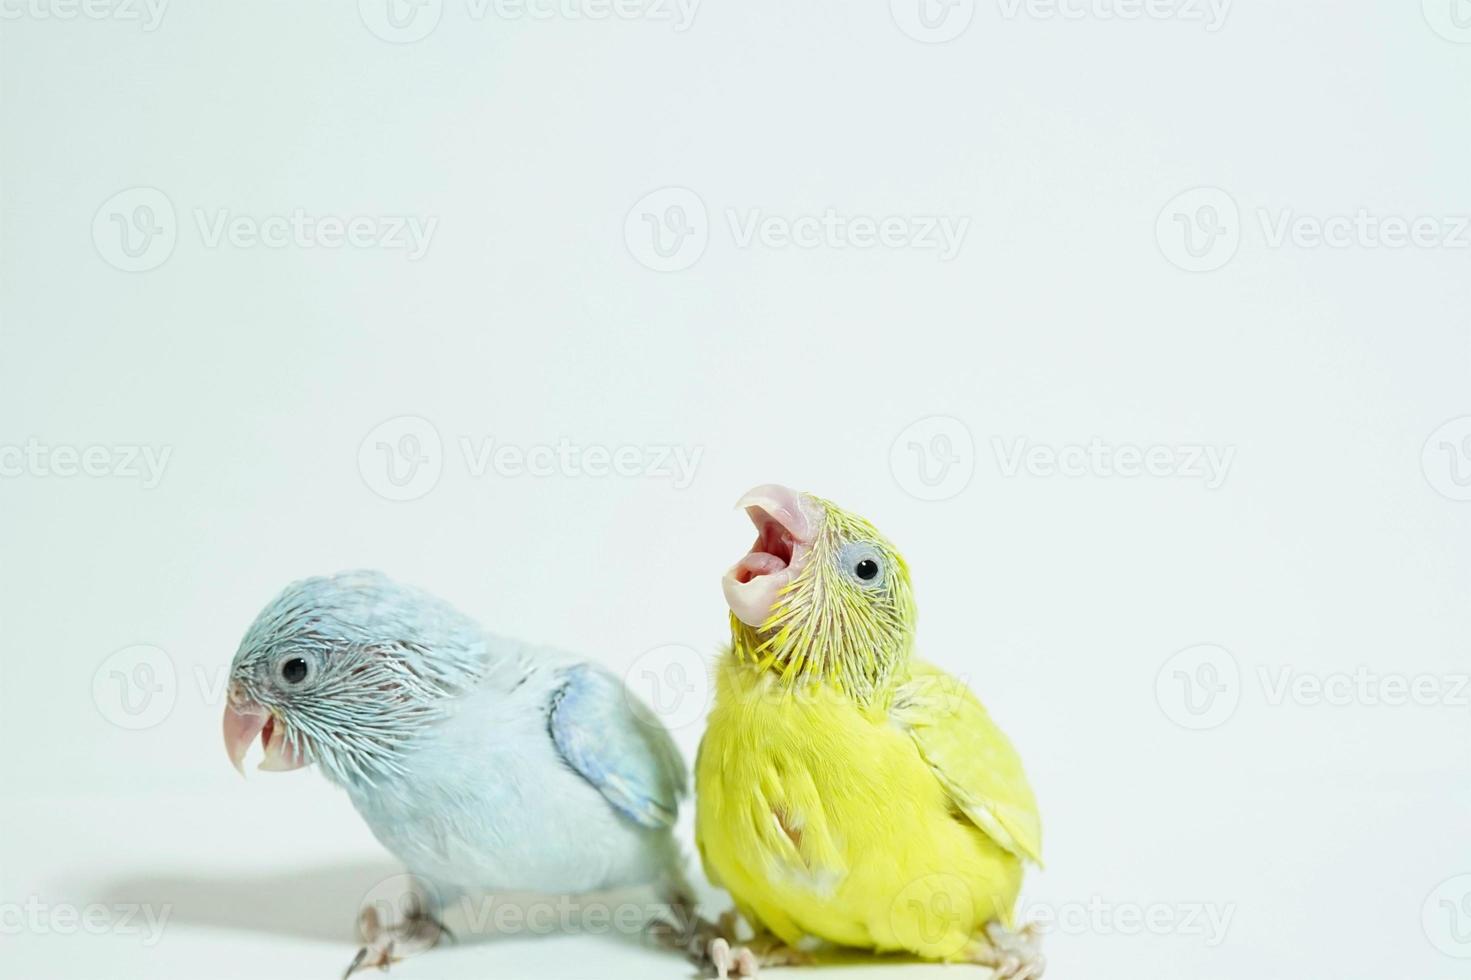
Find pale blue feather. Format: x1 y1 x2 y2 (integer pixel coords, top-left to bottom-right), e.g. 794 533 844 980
549 663 689 829
229 571 691 904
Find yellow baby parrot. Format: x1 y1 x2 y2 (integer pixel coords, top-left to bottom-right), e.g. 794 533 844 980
695 485 1044 978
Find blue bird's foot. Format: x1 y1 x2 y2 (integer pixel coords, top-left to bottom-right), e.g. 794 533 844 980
342 901 451 978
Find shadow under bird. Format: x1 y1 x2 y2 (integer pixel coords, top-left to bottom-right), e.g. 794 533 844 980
221 570 707 975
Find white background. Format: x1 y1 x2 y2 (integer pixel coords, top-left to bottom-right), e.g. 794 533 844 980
4 2 1471 978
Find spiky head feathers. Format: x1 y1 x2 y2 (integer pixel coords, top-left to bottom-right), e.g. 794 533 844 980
226 571 485 786
724 487 916 704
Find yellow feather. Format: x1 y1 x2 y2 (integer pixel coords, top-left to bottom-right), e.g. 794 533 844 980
696 655 1036 959
697 494 1041 961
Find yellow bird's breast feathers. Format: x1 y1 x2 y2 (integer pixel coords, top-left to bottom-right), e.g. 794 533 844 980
694 654 1042 957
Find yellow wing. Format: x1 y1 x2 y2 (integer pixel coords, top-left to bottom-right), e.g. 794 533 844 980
892 659 1043 866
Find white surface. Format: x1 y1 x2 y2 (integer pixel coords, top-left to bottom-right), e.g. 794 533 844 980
3 3 1471 978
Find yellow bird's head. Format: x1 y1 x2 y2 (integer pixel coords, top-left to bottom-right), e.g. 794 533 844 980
722 484 917 703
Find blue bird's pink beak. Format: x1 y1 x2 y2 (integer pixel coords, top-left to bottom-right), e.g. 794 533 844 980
223 687 306 775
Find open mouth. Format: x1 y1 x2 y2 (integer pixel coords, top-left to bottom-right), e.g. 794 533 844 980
722 484 815 628
223 696 307 774
732 513 796 584
256 714 305 772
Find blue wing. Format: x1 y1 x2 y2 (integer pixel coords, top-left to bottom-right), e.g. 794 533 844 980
547 663 688 829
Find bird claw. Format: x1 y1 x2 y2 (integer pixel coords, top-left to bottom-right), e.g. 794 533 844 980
342 938 395 979
707 937 760 978
342 902 449 978
706 929 812 977
975 920 1046 980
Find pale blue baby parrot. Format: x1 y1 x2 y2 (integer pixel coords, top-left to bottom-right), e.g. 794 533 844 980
221 570 702 974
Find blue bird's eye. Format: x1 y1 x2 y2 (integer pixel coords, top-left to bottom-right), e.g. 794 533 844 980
854 558 879 581
280 657 309 684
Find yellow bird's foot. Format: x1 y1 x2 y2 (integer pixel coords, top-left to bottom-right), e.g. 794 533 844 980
707 938 759 978
342 901 451 978
969 921 1045 980
705 918 814 978
647 888 744 968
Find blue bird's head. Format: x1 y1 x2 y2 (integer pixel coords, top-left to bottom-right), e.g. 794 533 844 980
223 570 485 786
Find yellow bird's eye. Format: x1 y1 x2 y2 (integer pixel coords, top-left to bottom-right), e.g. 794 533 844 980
838 542 885 587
